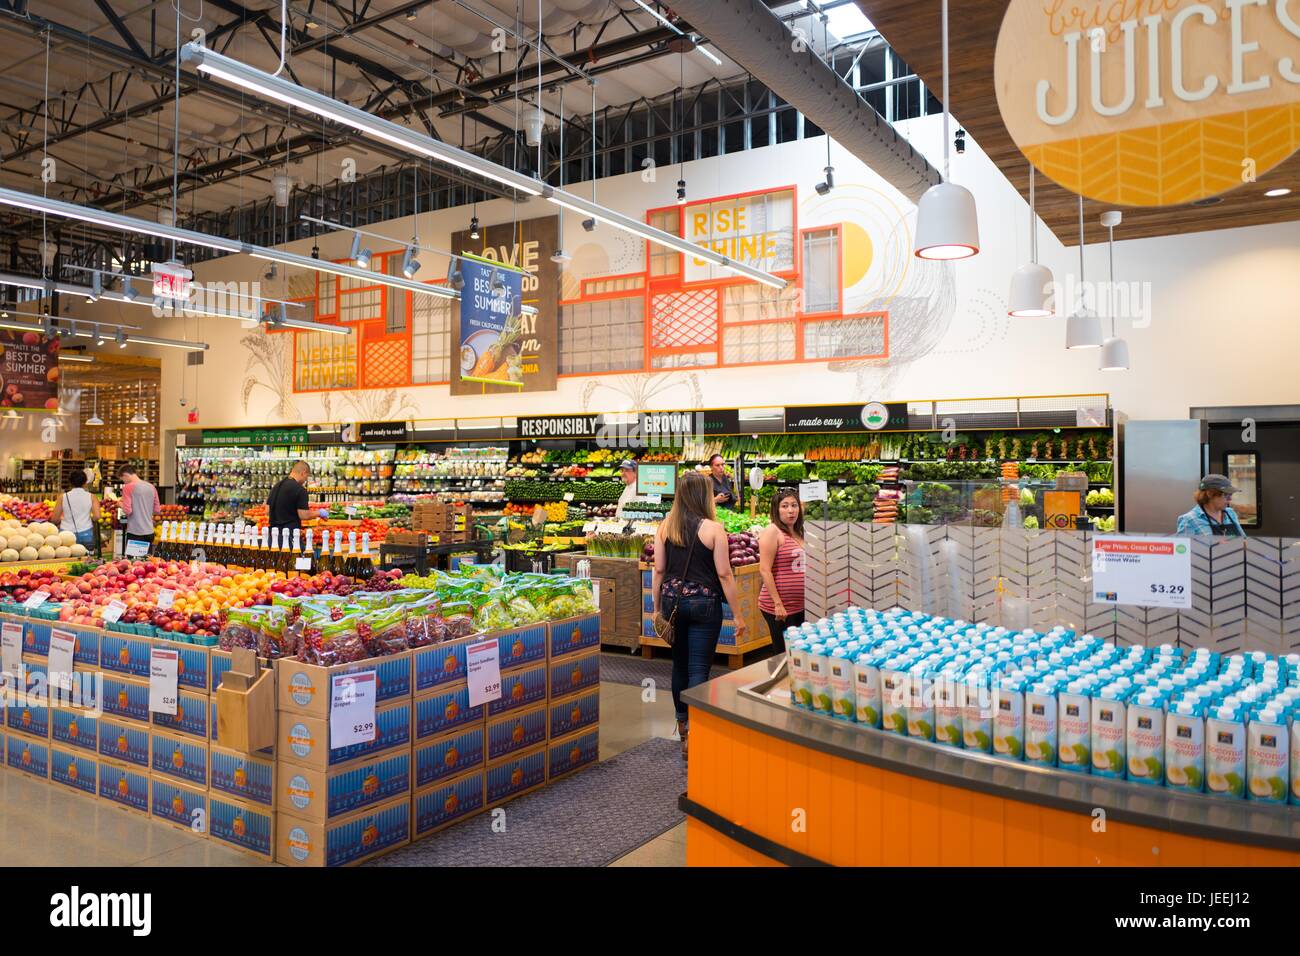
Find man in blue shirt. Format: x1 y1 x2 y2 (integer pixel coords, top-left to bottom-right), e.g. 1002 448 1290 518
1175 474 1247 538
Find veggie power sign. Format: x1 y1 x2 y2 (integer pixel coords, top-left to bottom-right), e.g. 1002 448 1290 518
994 0 1300 205
0 329 58 412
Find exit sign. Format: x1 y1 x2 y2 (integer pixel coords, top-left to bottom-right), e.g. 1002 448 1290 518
152 261 193 301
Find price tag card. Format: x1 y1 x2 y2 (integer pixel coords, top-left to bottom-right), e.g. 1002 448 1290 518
294 556 313 571
149 648 179 715
1 622 22 679
1091 535 1192 609
646 494 663 505
466 638 503 709
22 590 50 611
591 584 601 611
157 589 176 609
582 522 597 534
101 599 128 624
48 628 76 692
799 480 828 503
563 492 575 502
125 539 151 558
345 506 358 517
330 671 377 748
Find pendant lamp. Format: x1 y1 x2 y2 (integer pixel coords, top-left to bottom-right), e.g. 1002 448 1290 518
128 380 149 425
915 0 979 259
1064 195 1103 349
86 386 104 426
1099 210 1130 371
1008 166 1053 316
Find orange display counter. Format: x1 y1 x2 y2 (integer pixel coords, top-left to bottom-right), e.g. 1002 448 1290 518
680 660 1300 867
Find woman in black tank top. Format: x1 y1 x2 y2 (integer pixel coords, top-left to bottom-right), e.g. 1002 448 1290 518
652 471 746 762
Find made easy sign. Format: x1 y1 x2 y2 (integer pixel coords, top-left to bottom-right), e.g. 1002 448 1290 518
1091 535 1193 609
783 402 908 433
994 0 1300 206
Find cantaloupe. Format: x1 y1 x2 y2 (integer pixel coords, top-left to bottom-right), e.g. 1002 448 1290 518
57 531 75 547
36 545 56 560
38 522 58 538
69 544 87 557
7 535 28 550
54 546 71 558
18 546 38 561
43 534 62 549
0 536 7 551
0 549 17 562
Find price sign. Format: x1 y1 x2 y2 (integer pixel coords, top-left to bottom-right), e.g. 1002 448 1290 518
22 590 50 610
582 522 597 534
329 671 377 748
125 539 151 558
1 622 22 680
345 506 358 517
48 628 76 693
563 492 575 502
101 599 128 624
466 638 503 709
645 494 663 505
1091 536 1193 610
294 556 313 571
157 589 176 609
799 481 829 503
149 647 179 715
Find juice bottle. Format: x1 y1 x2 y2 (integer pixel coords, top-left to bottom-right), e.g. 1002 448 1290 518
1205 703 1246 799
992 677 1025 761
1024 680 1058 766
1246 707 1290 803
1056 681 1092 773
1091 684 1128 778
1165 699 1205 792
1125 692 1166 785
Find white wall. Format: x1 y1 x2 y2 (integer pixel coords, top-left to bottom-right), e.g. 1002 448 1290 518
62 115 1300 434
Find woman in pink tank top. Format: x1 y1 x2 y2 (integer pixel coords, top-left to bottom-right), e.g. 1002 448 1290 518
758 489 805 654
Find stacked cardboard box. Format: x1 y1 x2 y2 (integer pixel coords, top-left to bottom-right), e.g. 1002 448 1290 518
411 502 474 543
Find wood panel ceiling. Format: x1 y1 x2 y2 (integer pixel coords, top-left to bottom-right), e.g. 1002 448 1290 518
855 0 1300 245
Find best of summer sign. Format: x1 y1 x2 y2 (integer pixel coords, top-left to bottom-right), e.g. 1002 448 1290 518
1092 535 1193 608
0 330 58 411
994 0 1300 206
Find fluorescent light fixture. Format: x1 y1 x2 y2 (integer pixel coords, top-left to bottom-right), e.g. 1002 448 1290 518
182 43 542 196
126 334 207 352
0 186 242 253
456 420 503 431
1 409 18 421
0 316 202 350
633 0 683 34
250 247 460 302
547 188 788 289
57 354 94 363
691 36 722 65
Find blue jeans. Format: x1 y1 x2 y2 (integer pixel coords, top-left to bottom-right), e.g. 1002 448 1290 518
669 593 723 723
73 529 95 550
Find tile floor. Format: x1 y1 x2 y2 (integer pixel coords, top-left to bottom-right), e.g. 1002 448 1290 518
0 678 687 867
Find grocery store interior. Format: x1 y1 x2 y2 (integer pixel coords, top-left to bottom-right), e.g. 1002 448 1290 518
0 0 1298 870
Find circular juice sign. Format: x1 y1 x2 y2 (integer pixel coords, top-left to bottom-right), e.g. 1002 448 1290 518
994 0 1300 206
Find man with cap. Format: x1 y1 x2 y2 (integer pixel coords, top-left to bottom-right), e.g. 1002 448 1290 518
1176 474 1247 538
616 459 640 517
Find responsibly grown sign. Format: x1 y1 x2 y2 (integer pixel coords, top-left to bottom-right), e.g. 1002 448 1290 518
994 0 1300 206
0 330 58 411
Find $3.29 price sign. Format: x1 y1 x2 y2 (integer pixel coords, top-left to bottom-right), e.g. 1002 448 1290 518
329 671 377 749
1092 536 1192 610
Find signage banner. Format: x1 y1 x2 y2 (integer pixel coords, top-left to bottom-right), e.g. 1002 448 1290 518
0 330 58 412
518 414 603 439
639 409 740 438
994 1 1300 206
1091 536 1192 609
783 402 908 433
200 426 310 446
451 215 558 395
357 421 409 443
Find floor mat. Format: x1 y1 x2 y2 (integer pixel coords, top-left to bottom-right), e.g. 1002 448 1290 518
368 738 686 867
598 651 727 688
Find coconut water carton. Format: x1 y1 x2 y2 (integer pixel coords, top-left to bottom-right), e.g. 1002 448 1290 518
992 677 1025 761
1290 704 1300 806
933 669 963 748
1205 704 1247 799
787 640 813 709
827 648 856 721
960 672 992 752
1246 707 1289 803
878 660 909 735
904 662 936 741
1023 681 1058 766
1125 692 1166 785
1091 685 1128 778
807 642 833 714
1165 700 1205 792
851 650 882 728
1056 681 1092 773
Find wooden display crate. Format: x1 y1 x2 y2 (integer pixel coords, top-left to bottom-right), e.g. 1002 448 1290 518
553 553 642 650
637 562 772 669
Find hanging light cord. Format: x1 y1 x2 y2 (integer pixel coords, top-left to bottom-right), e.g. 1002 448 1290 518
1077 194 1085 309
1108 224 1116 337
1029 166 1037 264
41 28 49 278
941 0 950 182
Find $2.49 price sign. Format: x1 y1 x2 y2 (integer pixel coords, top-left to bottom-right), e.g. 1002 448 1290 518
1092 536 1192 609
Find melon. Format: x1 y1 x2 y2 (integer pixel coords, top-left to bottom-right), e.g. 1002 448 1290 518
54 546 71 558
44 534 62 549
0 536 7 551
58 531 75 547
18 546 38 561
0 549 17 562
7 535 28 550
39 522 58 538
69 544 87 557
37 545 56 560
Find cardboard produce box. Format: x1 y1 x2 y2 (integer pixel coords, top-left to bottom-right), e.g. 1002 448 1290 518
97 717 150 767
548 689 600 740
495 623 549 671
412 769 485 838
276 651 412 718
276 749 411 823
149 728 210 789
412 635 475 694
276 795 410 867
150 685 210 741
413 724 484 789
50 706 98 754
7 731 50 780
485 704 547 763
150 777 208 834
488 660 548 716
277 697 411 772
6 694 49 739
485 745 546 807
97 756 149 814
547 728 600 781
548 649 600 699
101 674 150 724
49 746 97 797
546 614 601 659
208 793 275 860
413 683 484 740
209 744 276 808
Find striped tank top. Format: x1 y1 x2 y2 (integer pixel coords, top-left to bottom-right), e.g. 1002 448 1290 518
759 531 805 614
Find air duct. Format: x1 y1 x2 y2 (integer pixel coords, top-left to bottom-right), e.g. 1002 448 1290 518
665 0 940 202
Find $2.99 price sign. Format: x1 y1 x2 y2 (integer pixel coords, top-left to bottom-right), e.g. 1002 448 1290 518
1092 536 1192 610
329 671 377 749
466 638 502 709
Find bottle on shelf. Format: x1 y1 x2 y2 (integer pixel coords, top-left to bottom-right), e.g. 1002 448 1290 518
345 531 358 578
356 532 375 582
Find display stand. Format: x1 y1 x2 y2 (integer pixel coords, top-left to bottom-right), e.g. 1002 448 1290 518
637 562 771 668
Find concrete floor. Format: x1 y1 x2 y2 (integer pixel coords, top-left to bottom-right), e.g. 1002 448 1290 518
0 679 687 867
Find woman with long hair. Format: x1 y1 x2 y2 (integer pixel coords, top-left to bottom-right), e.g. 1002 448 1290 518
652 471 746 762
758 488 805 654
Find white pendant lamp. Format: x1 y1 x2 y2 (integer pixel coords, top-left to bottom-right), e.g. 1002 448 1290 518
128 380 149 425
1098 210 1130 371
85 386 103 426
914 0 979 260
1007 166 1053 316
1065 195 1103 349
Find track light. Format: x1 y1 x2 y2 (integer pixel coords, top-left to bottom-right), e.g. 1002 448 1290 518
41 315 53 337
116 328 127 349
550 249 571 264
401 242 421 278
469 216 480 240
121 276 138 302
95 325 107 346
815 166 835 196
88 272 102 302
581 217 596 233
955 129 966 155
350 232 372 270
676 180 687 205
447 262 465 291
311 242 320 259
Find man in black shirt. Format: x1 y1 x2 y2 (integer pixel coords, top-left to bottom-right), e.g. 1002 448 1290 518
267 460 319 532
